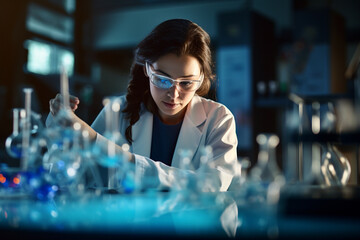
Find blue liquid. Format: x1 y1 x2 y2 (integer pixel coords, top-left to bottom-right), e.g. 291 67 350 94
122 174 135 193
10 146 22 159
98 156 122 168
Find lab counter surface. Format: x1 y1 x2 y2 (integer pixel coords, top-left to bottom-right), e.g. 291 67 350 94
1 186 360 240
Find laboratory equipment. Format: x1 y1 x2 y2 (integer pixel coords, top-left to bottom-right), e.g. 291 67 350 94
174 149 194 191
91 97 135 193
321 143 351 186
6 108 26 159
246 133 285 204
250 134 284 185
196 146 220 192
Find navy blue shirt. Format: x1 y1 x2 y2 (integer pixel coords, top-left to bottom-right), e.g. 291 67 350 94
150 115 183 166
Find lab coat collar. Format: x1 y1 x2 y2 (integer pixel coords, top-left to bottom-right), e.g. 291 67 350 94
132 109 153 158
172 95 206 168
132 95 206 166
185 95 207 127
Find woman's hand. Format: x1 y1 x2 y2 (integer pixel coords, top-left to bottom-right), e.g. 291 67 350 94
49 93 98 142
49 93 80 116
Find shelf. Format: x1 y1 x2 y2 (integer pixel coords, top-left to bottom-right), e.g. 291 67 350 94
255 96 291 108
288 131 360 145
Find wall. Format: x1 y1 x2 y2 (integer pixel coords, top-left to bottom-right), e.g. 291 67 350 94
90 0 292 49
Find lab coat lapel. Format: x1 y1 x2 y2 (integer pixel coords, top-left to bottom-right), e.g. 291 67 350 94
132 109 153 157
172 95 206 168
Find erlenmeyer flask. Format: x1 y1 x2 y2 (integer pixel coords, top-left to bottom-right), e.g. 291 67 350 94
321 143 351 186
248 133 285 204
251 134 284 185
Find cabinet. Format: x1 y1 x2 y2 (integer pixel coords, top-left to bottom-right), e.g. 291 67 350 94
216 10 278 162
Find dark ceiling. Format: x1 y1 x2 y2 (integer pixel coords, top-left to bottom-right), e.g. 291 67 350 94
90 0 226 14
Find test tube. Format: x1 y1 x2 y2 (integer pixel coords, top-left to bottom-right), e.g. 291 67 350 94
60 67 70 110
21 88 33 171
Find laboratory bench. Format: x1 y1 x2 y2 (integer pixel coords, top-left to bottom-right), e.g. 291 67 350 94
1 185 360 240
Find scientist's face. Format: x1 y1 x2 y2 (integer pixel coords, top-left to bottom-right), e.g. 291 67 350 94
148 53 202 125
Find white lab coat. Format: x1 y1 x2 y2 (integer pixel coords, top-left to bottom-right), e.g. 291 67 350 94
92 95 238 191
46 95 238 191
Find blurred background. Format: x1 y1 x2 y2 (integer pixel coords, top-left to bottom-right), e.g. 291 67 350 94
0 0 359 183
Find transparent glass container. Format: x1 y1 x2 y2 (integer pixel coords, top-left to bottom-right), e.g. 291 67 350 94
92 97 130 192
247 133 285 204
319 102 351 186
321 143 351 186
6 108 26 159
250 134 284 185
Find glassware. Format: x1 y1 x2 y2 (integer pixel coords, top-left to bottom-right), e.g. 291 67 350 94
42 68 82 194
6 109 44 158
247 133 285 204
321 144 351 186
5 88 44 170
92 97 129 191
53 68 75 127
6 108 26 159
175 149 194 191
251 134 284 184
319 102 351 186
95 98 122 168
196 146 219 192
79 130 104 190
227 157 250 191
42 123 85 194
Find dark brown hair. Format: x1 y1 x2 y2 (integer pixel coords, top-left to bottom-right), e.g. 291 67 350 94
122 19 214 143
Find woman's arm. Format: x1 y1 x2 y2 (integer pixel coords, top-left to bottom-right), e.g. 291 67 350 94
47 93 135 162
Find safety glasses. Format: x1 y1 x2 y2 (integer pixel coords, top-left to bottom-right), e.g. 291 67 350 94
145 62 203 92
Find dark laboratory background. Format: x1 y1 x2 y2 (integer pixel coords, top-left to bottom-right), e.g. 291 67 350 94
0 0 359 184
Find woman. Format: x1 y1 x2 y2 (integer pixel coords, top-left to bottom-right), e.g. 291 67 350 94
47 19 238 191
